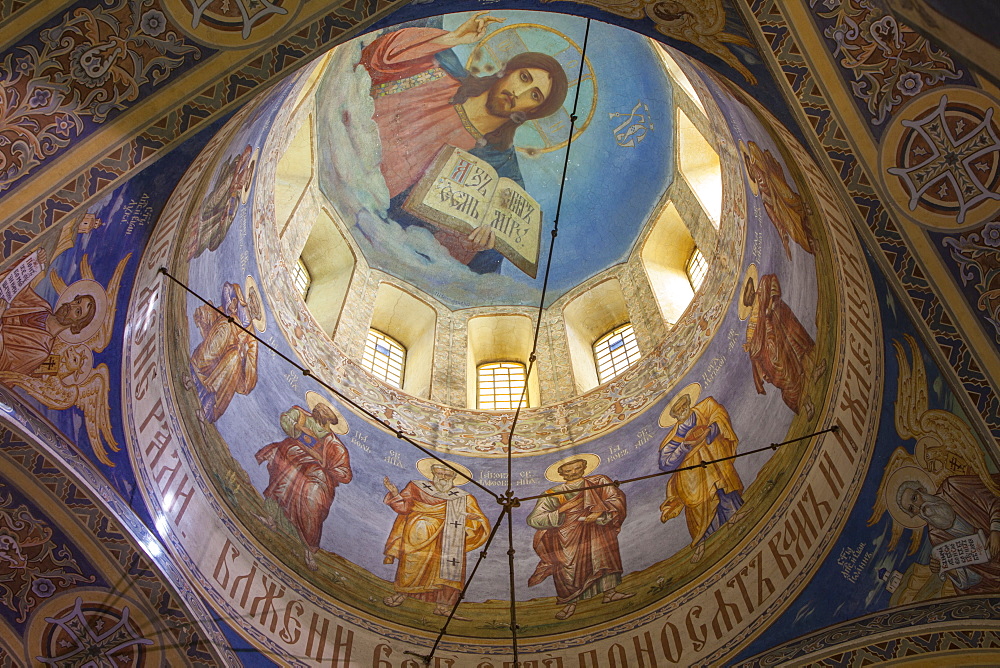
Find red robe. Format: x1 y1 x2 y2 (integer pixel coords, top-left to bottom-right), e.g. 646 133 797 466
255 434 352 551
527 475 627 604
360 27 478 199
745 273 814 413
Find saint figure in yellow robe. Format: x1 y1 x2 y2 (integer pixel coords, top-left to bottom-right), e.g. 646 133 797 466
658 391 744 562
382 461 490 617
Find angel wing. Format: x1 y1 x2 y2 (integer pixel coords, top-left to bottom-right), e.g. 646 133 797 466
892 334 929 442
0 367 80 410
650 0 757 84
867 446 923 555
894 334 1000 495
75 363 119 467
79 252 132 353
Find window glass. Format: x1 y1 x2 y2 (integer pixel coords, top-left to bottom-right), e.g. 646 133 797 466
292 257 312 299
477 362 528 410
362 329 405 388
687 247 708 291
594 324 641 384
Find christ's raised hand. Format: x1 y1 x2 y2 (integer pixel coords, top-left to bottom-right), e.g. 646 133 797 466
438 11 505 47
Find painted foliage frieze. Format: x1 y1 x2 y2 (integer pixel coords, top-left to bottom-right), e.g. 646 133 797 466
809 0 966 132
0 0 201 193
0 426 228 666
938 218 1000 343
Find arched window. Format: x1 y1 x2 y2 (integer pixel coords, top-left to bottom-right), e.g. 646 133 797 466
362 329 406 388
594 323 640 384
292 257 311 299
686 247 708 291
477 362 528 410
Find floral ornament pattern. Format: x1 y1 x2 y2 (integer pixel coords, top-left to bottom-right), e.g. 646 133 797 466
810 0 962 126
0 489 94 623
0 0 200 192
942 220 1000 343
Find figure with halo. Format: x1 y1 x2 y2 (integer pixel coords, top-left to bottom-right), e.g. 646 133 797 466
382 459 490 617
657 383 744 564
527 454 634 620
184 275 264 423
255 393 353 570
869 335 1000 596
360 12 569 272
0 250 131 466
740 264 826 421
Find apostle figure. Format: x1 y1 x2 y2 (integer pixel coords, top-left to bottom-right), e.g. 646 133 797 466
658 385 744 563
382 459 490 617
255 393 353 570
527 454 634 620
185 279 261 422
361 12 568 272
741 140 816 258
894 472 1000 595
187 144 256 260
742 267 826 420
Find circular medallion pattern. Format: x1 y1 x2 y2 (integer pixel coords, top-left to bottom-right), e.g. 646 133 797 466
880 86 1000 228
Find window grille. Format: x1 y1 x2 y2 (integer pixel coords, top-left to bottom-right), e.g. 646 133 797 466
594 323 640 384
362 329 405 388
292 257 312 299
477 362 528 410
686 248 708 291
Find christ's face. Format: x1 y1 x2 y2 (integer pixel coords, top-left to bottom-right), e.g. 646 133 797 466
487 67 553 117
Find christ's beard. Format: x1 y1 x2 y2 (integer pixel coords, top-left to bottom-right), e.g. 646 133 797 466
485 88 515 119
920 495 957 530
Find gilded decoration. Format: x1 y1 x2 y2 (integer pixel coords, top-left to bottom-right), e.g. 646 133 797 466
0 487 94 624
0 0 200 192
810 0 963 129
941 219 1000 342
881 88 1000 227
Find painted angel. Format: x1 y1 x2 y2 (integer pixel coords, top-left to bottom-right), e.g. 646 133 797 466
0 253 131 467
869 334 1000 556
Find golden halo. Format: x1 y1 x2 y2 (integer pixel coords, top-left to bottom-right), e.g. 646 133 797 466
416 458 473 486
304 391 349 435
885 465 936 530
55 279 108 344
466 22 597 155
544 453 601 482
244 274 266 333
658 383 702 427
738 263 759 321
740 141 759 197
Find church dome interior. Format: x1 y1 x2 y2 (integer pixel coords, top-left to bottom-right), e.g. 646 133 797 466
1 1 999 666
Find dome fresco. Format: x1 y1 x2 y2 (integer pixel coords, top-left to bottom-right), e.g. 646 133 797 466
128 9 870 660
314 13 675 309
3 1 1000 666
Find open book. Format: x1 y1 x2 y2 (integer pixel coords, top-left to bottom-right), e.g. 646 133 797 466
403 146 543 278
